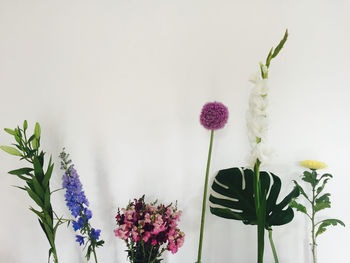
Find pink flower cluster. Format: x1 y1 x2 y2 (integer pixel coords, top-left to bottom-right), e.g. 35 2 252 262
114 196 185 254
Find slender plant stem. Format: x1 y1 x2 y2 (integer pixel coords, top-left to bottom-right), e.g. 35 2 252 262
147 245 153 263
52 248 59 263
254 159 265 263
92 248 98 263
268 229 279 263
196 130 214 263
311 170 317 263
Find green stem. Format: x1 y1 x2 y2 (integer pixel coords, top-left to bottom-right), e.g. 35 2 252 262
268 228 279 263
254 159 265 263
92 248 98 263
196 130 214 263
311 171 317 263
147 245 153 263
51 248 59 263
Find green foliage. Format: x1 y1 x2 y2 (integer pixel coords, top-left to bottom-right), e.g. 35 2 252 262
209 167 299 228
316 219 345 237
291 168 345 261
1 121 61 263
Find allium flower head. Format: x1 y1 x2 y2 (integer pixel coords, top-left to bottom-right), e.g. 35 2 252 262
300 160 327 170
200 102 229 130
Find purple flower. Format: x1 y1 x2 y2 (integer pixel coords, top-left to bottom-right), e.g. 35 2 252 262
72 217 85 231
60 149 104 250
76 235 85 246
200 102 229 130
90 228 101 241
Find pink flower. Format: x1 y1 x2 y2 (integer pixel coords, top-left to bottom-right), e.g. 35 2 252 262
143 231 151 242
168 241 178 254
131 226 140 242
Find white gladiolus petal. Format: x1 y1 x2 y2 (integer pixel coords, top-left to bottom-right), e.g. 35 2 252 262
246 71 271 165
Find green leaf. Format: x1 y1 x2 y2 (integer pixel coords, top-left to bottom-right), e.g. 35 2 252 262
0 146 22 156
209 167 300 227
302 170 318 187
316 218 345 237
34 122 41 139
42 159 54 187
25 186 44 208
4 128 16 135
290 200 309 216
23 120 28 131
28 134 35 143
44 189 51 211
292 180 310 201
10 173 32 182
9 167 33 176
265 47 274 68
33 156 45 182
315 193 331 213
316 179 329 195
12 185 26 191
271 29 288 58
30 207 45 221
32 176 45 199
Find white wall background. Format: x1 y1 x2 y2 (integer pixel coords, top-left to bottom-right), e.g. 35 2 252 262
0 0 349 262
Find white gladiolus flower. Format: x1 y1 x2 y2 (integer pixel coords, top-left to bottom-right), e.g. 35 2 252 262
248 141 272 167
246 72 271 166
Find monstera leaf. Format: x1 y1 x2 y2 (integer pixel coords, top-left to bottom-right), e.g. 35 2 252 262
209 167 299 228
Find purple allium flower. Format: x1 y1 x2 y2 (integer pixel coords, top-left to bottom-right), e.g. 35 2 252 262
76 235 85 246
200 102 229 130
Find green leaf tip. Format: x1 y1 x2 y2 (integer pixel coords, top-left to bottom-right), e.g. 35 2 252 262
0 146 22 156
4 128 16 136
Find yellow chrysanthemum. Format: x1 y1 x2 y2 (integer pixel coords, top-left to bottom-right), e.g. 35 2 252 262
300 160 327 170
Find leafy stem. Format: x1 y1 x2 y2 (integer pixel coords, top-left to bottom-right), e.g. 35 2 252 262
290 167 345 263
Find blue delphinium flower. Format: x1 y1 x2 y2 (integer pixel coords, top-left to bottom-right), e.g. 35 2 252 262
60 149 104 262
76 235 85 246
90 228 101 241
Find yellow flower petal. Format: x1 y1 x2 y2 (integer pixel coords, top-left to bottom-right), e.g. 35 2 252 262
300 160 327 170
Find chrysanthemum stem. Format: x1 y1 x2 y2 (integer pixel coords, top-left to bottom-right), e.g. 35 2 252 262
268 228 279 263
196 130 214 263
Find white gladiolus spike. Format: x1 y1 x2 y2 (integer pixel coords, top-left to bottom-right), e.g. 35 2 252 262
246 71 271 167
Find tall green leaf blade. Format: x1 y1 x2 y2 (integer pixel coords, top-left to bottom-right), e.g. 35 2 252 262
25 187 44 208
23 120 28 131
33 156 45 182
0 146 22 156
32 176 45 199
43 162 54 188
9 168 33 176
271 29 288 58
